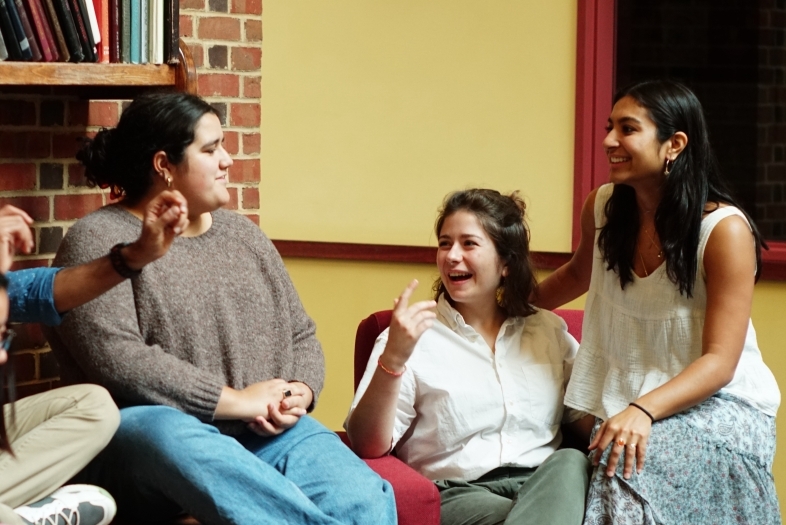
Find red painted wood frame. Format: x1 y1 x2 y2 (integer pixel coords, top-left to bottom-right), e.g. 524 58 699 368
273 0 786 281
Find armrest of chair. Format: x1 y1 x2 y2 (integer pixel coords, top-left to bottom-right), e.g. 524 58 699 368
336 431 440 525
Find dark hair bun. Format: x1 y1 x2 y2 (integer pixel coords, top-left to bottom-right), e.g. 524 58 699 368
76 128 115 188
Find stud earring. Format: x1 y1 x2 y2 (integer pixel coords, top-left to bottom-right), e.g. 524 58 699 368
664 159 673 177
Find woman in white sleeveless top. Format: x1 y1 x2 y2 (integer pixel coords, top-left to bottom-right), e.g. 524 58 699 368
536 80 780 524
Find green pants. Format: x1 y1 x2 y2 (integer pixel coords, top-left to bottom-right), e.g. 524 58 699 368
0 384 120 525
436 448 591 525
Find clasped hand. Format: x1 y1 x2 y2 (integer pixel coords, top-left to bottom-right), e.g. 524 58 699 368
588 405 652 480
243 379 313 437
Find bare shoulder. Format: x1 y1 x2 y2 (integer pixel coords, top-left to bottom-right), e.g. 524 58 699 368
704 212 756 277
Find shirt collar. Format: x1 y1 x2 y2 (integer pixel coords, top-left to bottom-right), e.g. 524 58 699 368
436 294 523 339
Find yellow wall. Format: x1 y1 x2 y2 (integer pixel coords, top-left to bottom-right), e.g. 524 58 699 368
263 0 786 514
261 0 577 252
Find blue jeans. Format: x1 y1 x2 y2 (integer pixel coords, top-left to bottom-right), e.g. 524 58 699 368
75 406 397 525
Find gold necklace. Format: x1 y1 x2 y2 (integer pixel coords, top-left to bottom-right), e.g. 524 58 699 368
642 228 663 258
638 251 650 277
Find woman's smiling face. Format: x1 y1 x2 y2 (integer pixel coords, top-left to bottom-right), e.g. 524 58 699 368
602 95 672 188
437 210 507 313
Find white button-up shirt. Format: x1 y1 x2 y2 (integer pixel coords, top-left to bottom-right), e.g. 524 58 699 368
347 296 583 482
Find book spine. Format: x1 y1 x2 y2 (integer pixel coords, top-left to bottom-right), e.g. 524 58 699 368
75 0 95 61
14 0 42 60
31 0 59 60
138 0 144 63
22 0 53 60
128 0 136 63
0 21 8 59
162 0 174 63
119 0 128 62
40 0 69 60
149 0 160 63
51 0 83 61
4 0 33 60
68 0 95 61
93 0 106 61
0 1 18 60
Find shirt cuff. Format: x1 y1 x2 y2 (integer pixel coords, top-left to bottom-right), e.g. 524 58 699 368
7 268 64 326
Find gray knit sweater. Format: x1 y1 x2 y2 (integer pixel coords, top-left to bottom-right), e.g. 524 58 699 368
45 205 325 435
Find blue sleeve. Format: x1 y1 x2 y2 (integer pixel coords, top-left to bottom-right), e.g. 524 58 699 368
6 268 65 326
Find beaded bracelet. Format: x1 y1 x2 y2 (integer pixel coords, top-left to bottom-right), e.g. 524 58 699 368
377 357 406 377
629 402 655 423
109 242 142 279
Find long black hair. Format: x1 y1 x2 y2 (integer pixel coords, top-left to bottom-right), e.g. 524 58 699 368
433 189 537 318
598 80 765 296
76 92 218 205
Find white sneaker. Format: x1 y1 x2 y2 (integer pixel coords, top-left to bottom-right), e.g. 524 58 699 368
14 484 116 525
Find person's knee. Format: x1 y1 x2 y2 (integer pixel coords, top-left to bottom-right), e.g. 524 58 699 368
116 405 211 452
549 448 591 470
69 384 120 448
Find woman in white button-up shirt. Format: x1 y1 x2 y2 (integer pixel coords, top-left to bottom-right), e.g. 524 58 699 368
346 189 594 525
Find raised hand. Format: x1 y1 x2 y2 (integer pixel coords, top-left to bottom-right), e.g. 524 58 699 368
378 279 437 374
0 205 34 273
123 190 189 270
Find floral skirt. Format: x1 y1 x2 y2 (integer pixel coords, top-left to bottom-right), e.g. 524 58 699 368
583 393 781 525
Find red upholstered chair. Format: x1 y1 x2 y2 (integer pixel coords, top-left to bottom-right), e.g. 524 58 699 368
347 308 585 525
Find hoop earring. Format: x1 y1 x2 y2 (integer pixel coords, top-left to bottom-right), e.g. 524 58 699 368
664 159 673 177
165 176 172 188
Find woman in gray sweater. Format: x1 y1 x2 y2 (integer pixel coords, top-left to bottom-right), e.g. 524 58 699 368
45 92 396 525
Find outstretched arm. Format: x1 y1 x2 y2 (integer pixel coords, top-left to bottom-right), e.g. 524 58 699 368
532 189 597 310
51 190 188 313
346 280 436 458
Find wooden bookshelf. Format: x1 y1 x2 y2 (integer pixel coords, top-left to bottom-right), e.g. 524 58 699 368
0 38 196 95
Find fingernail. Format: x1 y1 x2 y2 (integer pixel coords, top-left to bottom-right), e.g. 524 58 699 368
174 227 181 234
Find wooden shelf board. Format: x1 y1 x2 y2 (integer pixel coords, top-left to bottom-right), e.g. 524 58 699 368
0 63 176 86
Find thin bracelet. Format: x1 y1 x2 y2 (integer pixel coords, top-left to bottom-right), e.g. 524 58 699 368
377 357 406 377
629 402 655 423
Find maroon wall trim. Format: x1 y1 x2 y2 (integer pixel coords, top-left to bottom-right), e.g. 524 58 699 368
272 239 572 271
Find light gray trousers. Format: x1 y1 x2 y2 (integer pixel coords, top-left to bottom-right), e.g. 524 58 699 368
0 384 119 525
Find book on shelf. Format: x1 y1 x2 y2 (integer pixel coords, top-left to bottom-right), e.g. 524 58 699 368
93 0 107 62
107 0 116 61
128 0 138 63
22 0 57 61
68 0 96 61
163 0 175 63
148 0 160 63
0 0 23 60
41 0 70 61
13 0 43 60
138 0 145 63
119 0 128 62
83 0 98 49
51 0 84 61
0 23 8 59
4 0 34 60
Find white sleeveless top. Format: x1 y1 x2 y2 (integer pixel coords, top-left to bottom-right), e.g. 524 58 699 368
564 183 780 419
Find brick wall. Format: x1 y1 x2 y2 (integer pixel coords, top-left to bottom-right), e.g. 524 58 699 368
0 1 262 397
757 0 786 239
